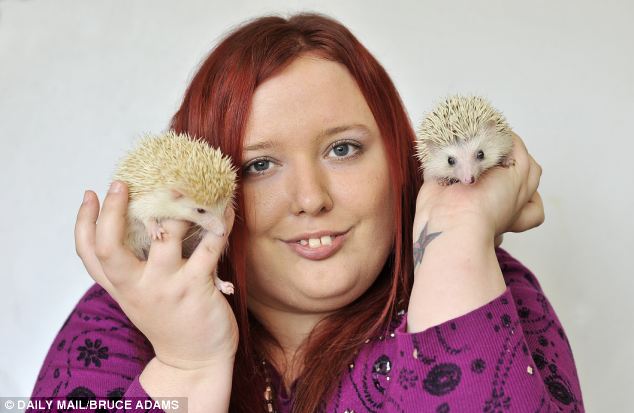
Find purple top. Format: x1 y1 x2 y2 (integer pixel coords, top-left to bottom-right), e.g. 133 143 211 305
27 247 584 412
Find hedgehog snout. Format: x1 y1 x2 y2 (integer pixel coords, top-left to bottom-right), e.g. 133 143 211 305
208 217 227 237
197 212 227 237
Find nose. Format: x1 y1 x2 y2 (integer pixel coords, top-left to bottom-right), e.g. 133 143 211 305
288 161 333 215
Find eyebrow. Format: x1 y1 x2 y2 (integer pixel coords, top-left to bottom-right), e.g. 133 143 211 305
243 124 370 152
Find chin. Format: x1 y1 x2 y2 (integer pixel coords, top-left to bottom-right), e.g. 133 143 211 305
295 264 368 300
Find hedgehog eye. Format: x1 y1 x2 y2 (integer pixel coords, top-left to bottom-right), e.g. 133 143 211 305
196 208 206 214
476 150 485 160
447 156 456 166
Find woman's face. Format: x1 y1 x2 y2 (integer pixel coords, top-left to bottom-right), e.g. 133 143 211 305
242 55 395 314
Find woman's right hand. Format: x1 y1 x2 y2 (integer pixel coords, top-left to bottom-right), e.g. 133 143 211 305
74 180 239 370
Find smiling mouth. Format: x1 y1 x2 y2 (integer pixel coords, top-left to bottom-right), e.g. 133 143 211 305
284 231 349 260
296 234 335 248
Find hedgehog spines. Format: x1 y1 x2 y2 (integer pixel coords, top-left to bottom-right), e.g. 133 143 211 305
113 130 237 208
414 94 512 166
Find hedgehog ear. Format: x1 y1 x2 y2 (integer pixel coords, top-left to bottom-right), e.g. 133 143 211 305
426 141 441 153
483 119 497 134
170 189 185 199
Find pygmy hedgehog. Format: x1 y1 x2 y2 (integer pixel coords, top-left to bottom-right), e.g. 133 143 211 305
112 130 237 294
415 95 515 185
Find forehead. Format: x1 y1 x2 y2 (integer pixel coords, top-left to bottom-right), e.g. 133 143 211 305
243 55 378 147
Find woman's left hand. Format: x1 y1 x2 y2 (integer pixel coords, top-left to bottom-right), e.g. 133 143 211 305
414 132 544 242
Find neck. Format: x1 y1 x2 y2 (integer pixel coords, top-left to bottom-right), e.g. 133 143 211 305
249 297 334 389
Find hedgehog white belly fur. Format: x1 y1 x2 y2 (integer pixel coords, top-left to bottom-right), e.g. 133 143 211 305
112 130 238 295
415 95 515 185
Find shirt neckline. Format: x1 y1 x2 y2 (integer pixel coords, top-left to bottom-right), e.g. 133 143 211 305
267 362 299 403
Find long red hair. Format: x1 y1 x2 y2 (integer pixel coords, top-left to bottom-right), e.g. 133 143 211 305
170 12 422 413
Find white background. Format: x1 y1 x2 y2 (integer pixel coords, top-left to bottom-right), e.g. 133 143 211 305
1 0 632 411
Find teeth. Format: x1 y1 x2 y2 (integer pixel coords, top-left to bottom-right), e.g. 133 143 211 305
298 235 334 248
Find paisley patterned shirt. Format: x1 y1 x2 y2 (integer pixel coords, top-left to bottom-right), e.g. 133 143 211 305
27 247 584 412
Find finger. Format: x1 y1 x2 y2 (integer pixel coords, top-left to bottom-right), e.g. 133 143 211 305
508 132 531 179
95 181 142 286
145 219 192 277
75 190 115 292
510 191 545 232
509 131 529 164
526 152 543 200
183 206 235 286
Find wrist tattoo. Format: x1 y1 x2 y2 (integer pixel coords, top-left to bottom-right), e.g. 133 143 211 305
413 222 441 270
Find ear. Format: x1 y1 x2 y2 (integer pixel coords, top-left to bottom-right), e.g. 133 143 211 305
483 119 497 134
170 189 184 199
426 140 441 153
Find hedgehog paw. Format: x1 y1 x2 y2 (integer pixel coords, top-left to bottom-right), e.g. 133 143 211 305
147 220 167 241
437 177 456 186
501 157 516 168
214 278 235 295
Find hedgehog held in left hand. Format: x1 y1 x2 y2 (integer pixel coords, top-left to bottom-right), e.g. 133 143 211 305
111 130 238 295
415 95 515 185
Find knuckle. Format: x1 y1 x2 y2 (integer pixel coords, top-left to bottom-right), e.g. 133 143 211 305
75 234 90 258
95 244 114 260
108 274 129 289
172 283 189 301
102 195 121 212
203 239 222 257
163 219 189 234
103 191 126 212
148 286 170 304
86 267 106 286
75 244 85 258
77 201 94 220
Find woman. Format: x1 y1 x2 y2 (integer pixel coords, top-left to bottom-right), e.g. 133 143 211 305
28 12 584 413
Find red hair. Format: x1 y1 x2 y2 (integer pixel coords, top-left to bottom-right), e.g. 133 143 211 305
170 12 422 413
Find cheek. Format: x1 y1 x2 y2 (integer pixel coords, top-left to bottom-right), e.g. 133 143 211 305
425 155 452 176
242 180 283 234
482 157 500 170
335 158 394 236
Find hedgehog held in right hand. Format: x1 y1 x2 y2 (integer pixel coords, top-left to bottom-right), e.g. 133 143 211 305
111 130 238 295
415 95 516 185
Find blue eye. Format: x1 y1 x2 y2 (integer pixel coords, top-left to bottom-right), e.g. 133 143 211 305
333 143 350 156
329 141 361 158
243 140 362 177
244 159 272 174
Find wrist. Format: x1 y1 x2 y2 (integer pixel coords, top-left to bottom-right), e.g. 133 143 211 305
141 356 234 386
154 352 236 372
414 211 495 247
409 214 506 332
140 355 234 394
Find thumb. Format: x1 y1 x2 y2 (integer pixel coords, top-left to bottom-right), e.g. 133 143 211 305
184 206 235 280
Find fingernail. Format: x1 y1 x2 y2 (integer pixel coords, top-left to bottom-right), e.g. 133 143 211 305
109 181 123 193
82 191 90 204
